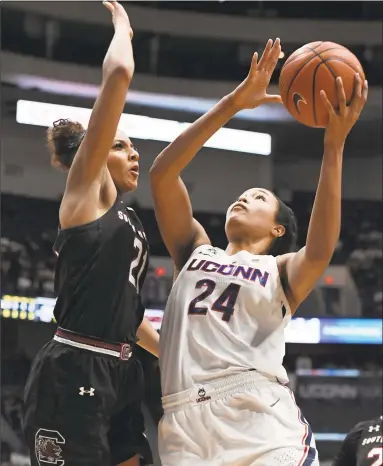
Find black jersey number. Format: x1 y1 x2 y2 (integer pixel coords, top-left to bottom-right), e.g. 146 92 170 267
129 237 147 292
188 279 241 322
368 447 382 466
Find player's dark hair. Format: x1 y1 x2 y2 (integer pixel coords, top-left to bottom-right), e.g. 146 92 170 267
268 197 298 256
47 119 86 171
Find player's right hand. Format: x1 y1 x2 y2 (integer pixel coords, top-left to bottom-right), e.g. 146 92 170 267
103 1 133 39
321 74 368 147
230 39 283 111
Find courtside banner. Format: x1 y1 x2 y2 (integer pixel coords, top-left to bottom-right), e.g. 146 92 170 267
295 374 382 433
1 295 382 344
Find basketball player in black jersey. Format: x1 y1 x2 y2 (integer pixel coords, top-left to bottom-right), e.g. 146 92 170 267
333 416 382 466
23 3 159 465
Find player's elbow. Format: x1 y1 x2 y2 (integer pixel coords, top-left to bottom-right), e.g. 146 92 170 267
103 64 134 86
149 161 168 187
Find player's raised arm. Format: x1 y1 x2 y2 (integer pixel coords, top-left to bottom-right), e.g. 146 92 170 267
59 1 134 226
279 75 368 311
150 39 282 270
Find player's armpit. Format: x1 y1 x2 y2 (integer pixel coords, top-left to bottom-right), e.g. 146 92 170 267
151 174 210 270
277 247 329 312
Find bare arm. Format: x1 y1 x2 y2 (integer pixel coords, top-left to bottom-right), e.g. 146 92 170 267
149 97 238 269
61 2 134 227
279 75 368 312
150 39 282 269
136 317 159 358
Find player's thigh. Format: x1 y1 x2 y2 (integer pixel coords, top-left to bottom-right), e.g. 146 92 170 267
109 401 152 466
25 414 110 466
248 385 319 466
24 376 111 465
159 405 221 466
24 344 114 465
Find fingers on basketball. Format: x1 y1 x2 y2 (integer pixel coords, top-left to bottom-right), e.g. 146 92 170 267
351 74 368 114
266 94 283 104
320 90 336 117
336 77 347 115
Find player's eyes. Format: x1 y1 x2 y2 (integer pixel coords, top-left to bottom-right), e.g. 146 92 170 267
113 142 124 150
255 195 266 201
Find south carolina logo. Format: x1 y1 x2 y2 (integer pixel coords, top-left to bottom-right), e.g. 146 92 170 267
35 429 65 465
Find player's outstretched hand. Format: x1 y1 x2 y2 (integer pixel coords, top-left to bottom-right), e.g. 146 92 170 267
321 74 368 147
103 0 133 39
230 39 283 111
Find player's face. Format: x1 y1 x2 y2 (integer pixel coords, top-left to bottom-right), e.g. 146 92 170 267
225 188 284 243
107 130 140 192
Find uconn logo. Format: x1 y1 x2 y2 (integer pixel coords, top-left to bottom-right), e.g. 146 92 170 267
187 259 269 287
118 210 146 240
196 387 211 403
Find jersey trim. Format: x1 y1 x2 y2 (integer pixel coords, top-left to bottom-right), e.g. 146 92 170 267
284 386 317 465
172 243 211 288
273 255 293 324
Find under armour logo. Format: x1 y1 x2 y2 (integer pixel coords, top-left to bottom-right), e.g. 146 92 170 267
79 387 95 396
369 425 381 432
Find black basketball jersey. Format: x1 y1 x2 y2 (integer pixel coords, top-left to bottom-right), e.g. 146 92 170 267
332 416 382 466
52 196 149 343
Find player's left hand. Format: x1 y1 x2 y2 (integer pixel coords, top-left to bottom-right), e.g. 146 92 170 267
321 74 368 147
230 38 283 111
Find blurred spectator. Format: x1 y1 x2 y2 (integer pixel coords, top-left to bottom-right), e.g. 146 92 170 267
1 441 12 466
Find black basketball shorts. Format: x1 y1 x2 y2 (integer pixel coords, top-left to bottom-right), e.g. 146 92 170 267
23 340 152 466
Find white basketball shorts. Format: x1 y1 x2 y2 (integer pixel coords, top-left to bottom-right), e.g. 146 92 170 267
159 370 319 466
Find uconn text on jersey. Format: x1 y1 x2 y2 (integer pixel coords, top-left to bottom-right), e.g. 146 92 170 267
186 259 270 287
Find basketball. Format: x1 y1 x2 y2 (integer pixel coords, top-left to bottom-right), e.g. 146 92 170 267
279 41 365 128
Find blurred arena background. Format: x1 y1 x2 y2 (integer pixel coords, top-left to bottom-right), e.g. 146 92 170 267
0 2 382 465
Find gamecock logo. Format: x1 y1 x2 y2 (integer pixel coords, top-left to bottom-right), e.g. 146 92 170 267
35 428 65 465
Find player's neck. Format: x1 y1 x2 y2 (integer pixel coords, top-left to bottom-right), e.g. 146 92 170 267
226 238 271 256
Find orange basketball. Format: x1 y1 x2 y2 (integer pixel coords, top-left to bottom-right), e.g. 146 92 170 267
279 41 365 128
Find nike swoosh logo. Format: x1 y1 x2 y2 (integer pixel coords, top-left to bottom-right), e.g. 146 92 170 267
269 398 281 408
292 93 307 114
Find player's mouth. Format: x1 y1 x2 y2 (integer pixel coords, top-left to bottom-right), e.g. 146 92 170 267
130 164 140 176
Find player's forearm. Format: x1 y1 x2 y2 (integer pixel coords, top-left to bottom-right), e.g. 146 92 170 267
102 19 133 81
305 142 343 263
150 93 238 181
136 317 159 358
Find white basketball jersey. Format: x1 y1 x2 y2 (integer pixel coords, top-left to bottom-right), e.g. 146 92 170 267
160 245 292 397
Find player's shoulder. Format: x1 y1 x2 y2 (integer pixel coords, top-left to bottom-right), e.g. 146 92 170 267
191 244 221 258
346 416 382 440
355 416 382 431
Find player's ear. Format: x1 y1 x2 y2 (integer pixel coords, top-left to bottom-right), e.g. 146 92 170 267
271 225 285 239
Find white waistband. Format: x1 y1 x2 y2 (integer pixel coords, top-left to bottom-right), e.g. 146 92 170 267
162 370 281 413
53 335 121 358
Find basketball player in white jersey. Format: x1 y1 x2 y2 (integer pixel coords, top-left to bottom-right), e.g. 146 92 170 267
150 39 368 466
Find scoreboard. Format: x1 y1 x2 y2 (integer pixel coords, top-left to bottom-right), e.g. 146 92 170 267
1 295 57 323
1 295 382 344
